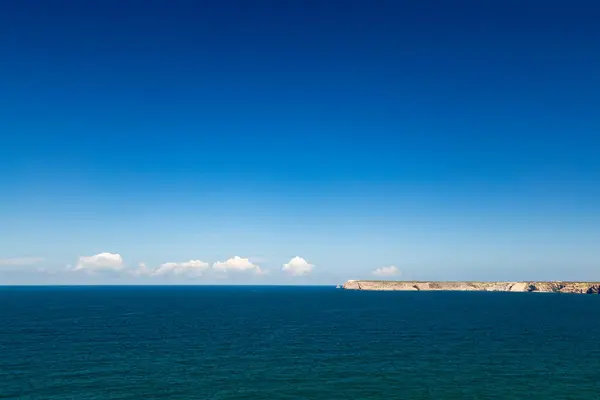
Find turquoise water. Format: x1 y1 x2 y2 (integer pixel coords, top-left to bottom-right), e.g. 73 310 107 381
1 286 600 399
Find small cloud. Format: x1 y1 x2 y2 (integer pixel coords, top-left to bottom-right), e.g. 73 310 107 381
74 252 124 273
151 260 210 277
282 256 314 276
372 265 400 277
0 257 45 266
213 256 263 275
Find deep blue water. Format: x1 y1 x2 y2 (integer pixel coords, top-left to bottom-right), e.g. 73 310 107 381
1 286 600 399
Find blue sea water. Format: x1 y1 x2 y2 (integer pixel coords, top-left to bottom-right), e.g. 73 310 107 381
1 286 600 399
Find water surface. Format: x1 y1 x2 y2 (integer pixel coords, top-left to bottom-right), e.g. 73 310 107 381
1 286 600 399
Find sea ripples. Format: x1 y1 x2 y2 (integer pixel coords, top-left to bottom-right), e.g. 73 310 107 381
1 286 600 399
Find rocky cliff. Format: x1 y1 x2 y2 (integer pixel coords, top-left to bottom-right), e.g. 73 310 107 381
342 280 600 294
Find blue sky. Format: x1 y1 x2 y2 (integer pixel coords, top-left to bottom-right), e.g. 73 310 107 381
1 1 599 284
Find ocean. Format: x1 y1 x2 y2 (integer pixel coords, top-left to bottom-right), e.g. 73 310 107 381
1 286 600 399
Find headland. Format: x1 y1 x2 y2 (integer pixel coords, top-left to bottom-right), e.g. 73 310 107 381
342 280 600 294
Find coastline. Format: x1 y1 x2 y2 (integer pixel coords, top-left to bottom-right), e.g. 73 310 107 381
341 280 600 294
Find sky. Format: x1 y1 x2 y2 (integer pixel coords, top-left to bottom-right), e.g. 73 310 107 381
1 0 599 284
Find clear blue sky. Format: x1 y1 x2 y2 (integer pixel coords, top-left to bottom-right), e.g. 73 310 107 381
1 1 599 284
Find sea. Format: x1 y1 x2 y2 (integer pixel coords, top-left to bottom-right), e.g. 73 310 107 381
1 286 600 399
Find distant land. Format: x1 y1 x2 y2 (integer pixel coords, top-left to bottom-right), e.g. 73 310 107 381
342 280 600 294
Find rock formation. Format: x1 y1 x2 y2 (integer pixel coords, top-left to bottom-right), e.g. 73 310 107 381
341 280 600 294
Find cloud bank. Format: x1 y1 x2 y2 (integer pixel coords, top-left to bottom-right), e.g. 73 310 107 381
18 253 327 282
69 254 266 279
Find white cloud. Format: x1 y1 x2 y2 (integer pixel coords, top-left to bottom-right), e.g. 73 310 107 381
372 265 400 277
0 257 45 266
282 256 314 276
74 252 124 272
131 260 210 277
213 256 264 275
152 260 210 277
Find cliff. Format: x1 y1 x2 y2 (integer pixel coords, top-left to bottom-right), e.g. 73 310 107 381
342 280 600 294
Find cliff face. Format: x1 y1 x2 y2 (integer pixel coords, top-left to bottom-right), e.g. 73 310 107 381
342 280 600 294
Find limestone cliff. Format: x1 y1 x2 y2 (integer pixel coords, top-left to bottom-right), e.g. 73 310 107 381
342 280 600 294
